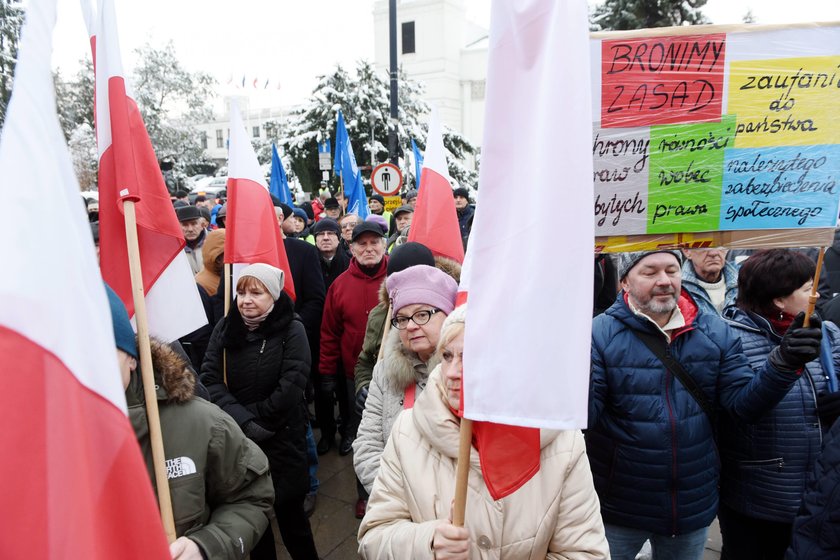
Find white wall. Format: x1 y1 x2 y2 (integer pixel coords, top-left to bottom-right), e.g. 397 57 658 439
373 0 487 147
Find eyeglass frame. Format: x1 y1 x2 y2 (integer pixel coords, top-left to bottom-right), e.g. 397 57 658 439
390 308 442 330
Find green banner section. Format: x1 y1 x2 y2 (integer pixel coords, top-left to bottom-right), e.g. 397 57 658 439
646 115 736 233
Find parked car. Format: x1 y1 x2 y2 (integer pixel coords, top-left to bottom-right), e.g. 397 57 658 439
189 177 228 203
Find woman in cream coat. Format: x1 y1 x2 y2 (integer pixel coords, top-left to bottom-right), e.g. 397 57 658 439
358 305 609 560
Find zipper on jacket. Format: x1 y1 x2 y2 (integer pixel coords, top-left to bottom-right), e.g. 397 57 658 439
259 339 267 354
803 366 823 447
664 345 679 536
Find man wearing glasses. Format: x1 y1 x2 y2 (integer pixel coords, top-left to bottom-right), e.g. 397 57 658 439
339 213 361 256
681 247 739 315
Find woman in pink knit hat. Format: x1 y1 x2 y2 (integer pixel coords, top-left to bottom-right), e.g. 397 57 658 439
353 264 458 496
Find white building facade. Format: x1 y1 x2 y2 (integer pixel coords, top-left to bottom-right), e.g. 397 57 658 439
372 0 488 148
194 96 292 165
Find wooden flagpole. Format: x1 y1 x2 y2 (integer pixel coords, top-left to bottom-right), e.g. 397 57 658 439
223 263 232 385
804 247 826 327
452 418 473 527
123 200 177 543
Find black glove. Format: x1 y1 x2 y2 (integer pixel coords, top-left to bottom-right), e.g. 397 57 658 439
818 391 840 427
355 386 369 417
770 312 822 372
243 420 275 442
319 374 337 395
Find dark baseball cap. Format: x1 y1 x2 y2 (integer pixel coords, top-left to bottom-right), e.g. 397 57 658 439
394 205 414 217
351 221 386 242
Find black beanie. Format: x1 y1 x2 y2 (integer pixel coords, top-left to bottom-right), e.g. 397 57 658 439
278 203 294 221
370 194 385 205
387 242 435 276
312 218 341 236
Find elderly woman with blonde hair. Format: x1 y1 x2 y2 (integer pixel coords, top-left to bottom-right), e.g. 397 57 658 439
358 305 609 559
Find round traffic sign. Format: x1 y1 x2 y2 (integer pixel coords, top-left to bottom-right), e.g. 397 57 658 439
371 163 402 196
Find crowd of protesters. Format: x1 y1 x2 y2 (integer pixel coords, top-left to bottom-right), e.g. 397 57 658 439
88 181 840 560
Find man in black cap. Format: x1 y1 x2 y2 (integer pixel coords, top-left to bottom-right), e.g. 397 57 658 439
387 205 413 253
176 205 208 275
453 187 474 248
312 218 349 291
323 197 342 220
368 194 393 236
318 221 389 518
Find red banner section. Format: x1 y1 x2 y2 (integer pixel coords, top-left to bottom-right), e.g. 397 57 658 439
601 33 727 128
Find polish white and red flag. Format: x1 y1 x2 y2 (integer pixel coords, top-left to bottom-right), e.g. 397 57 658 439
82 0 207 342
0 0 171 556
457 0 594 499
407 109 465 264
224 103 296 298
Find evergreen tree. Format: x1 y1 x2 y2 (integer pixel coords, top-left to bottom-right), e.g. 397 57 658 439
282 61 479 195
591 0 709 31
0 0 24 127
132 41 216 180
282 65 354 192
55 58 95 140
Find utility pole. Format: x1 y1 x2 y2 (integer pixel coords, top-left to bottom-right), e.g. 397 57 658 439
388 0 398 164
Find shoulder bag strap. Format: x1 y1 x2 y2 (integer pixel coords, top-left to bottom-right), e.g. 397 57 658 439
630 328 716 423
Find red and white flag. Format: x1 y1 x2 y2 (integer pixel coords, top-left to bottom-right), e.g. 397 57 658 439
407 109 465 263
224 103 296 298
458 0 595 498
84 0 207 342
0 0 171 557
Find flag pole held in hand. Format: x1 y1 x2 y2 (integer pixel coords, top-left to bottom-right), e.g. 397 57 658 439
452 418 473 527
804 247 826 328
124 200 177 543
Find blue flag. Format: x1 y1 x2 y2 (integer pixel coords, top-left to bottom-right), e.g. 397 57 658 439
269 143 294 206
334 110 369 218
411 138 424 188
333 111 347 177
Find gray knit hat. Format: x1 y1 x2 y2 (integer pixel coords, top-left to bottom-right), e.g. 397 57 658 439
239 263 285 300
617 250 682 280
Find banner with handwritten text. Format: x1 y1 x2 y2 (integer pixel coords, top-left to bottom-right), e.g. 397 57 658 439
592 24 840 240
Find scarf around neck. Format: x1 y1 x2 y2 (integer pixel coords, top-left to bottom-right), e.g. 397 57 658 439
242 304 275 331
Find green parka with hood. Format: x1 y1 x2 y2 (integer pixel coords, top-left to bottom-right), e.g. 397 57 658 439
127 339 275 559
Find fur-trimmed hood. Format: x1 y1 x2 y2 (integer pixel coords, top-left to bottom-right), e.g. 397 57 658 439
377 255 463 305
128 337 196 405
381 322 441 392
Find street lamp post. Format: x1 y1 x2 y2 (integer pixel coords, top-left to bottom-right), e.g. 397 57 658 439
369 112 377 169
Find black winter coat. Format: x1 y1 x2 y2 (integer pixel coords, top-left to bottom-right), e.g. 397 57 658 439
787 417 840 559
200 294 310 502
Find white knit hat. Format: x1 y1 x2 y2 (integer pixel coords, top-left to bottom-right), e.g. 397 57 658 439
239 263 285 300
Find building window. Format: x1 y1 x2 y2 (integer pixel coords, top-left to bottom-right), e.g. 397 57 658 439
200 132 208 149
253 126 260 138
216 129 224 148
402 21 415 54
471 80 486 100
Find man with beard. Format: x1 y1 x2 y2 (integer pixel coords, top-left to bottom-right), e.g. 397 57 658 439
681 247 739 315
588 250 819 560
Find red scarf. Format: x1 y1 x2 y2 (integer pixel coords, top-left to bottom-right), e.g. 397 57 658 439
768 310 796 336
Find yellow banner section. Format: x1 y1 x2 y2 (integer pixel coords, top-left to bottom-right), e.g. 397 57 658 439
384 196 402 213
728 56 840 148
596 227 835 253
